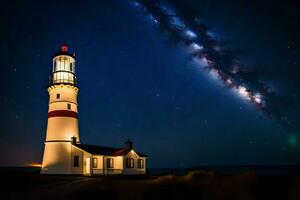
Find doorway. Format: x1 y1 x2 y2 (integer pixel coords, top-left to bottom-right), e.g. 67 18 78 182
86 158 91 174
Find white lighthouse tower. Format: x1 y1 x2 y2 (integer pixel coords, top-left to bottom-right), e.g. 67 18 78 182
41 44 80 174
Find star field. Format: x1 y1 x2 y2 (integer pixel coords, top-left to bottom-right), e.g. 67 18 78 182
0 0 299 167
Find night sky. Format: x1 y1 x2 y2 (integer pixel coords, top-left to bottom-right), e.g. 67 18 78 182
0 0 299 167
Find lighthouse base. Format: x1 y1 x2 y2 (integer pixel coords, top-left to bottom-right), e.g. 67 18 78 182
41 142 74 174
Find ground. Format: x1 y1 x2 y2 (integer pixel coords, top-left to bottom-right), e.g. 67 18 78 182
1 168 300 200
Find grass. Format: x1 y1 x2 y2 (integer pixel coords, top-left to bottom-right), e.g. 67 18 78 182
1 167 300 200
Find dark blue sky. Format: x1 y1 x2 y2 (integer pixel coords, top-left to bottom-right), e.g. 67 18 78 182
0 0 299 167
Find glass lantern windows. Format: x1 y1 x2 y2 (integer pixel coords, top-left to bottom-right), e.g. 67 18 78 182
53 56 75 73
52 71 75 84
50 55 76 86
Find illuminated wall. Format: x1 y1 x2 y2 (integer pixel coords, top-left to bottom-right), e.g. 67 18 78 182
41 142 72 174
122 150 147 175
41 84 80 174
46 85 80 141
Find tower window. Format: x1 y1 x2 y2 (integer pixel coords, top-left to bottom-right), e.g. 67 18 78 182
56 94 60 99
70 63 73 72
126 158 134 168
67 103 71 110
106 158 114 169
137 159 144 168
74 156 79 167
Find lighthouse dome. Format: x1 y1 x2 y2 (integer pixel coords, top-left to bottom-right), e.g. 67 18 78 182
49 44 77 86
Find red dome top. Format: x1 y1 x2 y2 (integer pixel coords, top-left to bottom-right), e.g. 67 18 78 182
60 44 68 52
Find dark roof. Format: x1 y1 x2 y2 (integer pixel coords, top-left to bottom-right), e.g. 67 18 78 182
74 144 148 157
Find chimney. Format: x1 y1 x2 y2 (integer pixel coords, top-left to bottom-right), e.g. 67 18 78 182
71 137 77 145
125 139 133 150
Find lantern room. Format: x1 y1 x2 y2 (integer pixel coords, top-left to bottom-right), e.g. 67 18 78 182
49 44 77 86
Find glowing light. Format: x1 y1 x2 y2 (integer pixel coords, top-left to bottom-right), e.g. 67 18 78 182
169 16 185 30
253 93 262 104
226 79 233 85
189 43 203 53
148 14 159 24
28 163 42 167
184 29 197 39
236 86 251 100
289 134 297 148
193 56 209 67
209 69 220 80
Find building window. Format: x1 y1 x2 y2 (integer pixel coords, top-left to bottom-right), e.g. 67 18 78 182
70 63 73 72
56 94 60 99
137 159 144 168
67 103 71 110
74 156 79 167
126 158 134 168
106 158 114 169
92 158 98 168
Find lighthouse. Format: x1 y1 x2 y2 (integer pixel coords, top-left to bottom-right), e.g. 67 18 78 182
41 45 80 174
41 45 148 175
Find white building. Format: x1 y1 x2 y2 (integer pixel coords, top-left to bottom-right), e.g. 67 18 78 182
41 45 148 175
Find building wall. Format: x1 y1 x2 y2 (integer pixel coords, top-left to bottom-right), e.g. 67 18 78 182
45 117 79 141
41 142 72 174
102 156 123 175
48 84 78 105
122 150 147 175
49 101 78 113
46 84 80 142
83 151 92 175
41 84 80 175
91 155 104 175
71 145 84 174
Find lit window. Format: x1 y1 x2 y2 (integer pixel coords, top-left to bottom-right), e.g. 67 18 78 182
67 103 71 110
107 158 114 168
92 158 98 168
137 159 144 168
74 156 79 167
126 158 134 168
56 94 60 99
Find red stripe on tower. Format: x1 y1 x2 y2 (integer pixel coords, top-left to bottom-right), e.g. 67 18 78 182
48 110 78 119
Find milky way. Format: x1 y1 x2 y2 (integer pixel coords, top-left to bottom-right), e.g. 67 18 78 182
130 0 297 134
